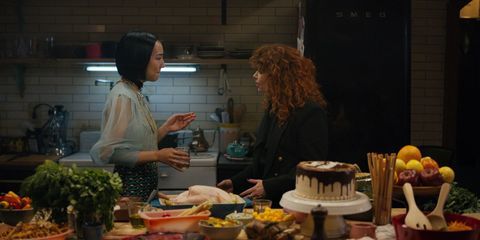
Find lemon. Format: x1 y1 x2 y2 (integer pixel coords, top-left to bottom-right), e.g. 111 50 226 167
406 159 424 174
395 159 407 174
439 166 455 183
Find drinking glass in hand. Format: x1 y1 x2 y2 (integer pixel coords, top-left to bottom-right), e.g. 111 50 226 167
174 146 190 171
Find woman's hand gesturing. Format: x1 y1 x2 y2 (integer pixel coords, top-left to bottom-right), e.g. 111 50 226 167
163 112 196 132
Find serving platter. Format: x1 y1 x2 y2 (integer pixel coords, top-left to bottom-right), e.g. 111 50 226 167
0 226 73 240
151 195 245 219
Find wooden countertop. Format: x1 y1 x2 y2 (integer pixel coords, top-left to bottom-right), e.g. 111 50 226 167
103 223 147 239
0 154 60 168
3 208 479 239
105 208 480 239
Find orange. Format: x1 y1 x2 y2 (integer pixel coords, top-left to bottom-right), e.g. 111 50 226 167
397 145 422 164
420 156 439 169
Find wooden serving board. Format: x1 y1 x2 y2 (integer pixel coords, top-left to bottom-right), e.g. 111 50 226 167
103 222 147 239
0 223 13 234
104 224 249 240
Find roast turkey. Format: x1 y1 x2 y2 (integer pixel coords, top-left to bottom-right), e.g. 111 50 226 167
170 185 236 205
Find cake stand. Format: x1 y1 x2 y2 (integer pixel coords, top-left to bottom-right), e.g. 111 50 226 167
280 190 371 238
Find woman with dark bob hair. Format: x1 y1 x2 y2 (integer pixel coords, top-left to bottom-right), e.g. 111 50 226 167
90 31 196 200
217 44 328 206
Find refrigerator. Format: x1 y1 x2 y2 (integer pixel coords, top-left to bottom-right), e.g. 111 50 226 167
457 19 480 166
301 0 411 171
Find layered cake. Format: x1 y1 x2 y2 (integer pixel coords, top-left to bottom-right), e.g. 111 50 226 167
295 161 357 200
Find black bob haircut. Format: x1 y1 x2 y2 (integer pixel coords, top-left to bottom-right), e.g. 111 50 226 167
115 31 159 89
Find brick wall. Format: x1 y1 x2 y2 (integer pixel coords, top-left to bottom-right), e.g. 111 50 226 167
410 0 446 145
0 0 446 147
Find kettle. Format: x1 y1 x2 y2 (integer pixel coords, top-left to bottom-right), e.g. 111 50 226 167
189 127 209 153
226 140 248 158
41 105 72 156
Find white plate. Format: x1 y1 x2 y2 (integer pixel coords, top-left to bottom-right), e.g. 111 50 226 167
224 153 245 161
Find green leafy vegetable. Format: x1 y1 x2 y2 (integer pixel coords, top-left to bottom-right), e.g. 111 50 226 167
69 167 123 230
423 182 480 214
21 160 73 223
20 160 122 230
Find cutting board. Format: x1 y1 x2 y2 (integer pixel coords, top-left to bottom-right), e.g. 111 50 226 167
104 223 248 240
103 222 147 239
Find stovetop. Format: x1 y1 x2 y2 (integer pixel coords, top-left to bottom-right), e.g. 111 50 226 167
60 129 219 167
188 151 218 166
60 150 218 167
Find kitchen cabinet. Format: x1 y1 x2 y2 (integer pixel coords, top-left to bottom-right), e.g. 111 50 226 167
216 154 252 183
158 165 217 190
0 58 248 66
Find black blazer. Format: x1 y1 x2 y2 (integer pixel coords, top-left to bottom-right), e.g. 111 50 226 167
231 102 328 206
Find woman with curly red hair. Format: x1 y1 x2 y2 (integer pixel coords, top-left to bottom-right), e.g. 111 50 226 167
217 44 328 206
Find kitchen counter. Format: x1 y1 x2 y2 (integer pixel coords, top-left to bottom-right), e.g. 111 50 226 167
217 153 252 166
217 154 252 183
0 153 61 192
0 153 60 167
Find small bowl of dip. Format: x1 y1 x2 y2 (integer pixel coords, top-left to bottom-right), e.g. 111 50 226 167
225 212 254 226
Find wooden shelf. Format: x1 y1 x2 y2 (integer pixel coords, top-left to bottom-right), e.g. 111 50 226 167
0 58 249 65
167 58 248 65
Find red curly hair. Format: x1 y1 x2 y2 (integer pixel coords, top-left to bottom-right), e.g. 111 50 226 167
249 44 327 125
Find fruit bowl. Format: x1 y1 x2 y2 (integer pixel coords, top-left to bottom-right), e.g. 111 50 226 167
392 213 480 240
0 208 35 226
393 185 441 198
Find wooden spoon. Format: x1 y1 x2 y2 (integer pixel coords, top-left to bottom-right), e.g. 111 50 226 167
427 183 451 231
403 183 433 230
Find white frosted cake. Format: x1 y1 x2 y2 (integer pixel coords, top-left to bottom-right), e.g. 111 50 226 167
295 161 356 200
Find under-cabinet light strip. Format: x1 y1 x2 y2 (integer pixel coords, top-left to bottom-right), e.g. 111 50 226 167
86 66 197 72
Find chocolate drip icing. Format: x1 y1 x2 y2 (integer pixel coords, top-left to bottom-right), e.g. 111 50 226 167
297 162 356 187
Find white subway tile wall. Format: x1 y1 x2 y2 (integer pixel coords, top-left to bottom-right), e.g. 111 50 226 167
0 65 261 141
0 0 445 146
